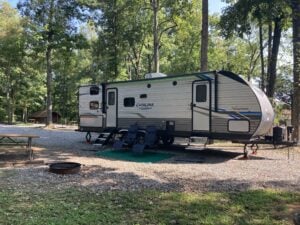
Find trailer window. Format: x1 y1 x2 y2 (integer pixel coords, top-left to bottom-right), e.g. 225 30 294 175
90 86 99 95
90 101 99 110
124 97 135 107
108 91 115 105
196 85 207 102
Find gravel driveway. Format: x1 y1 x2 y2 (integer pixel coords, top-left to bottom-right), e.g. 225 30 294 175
0 124 299 193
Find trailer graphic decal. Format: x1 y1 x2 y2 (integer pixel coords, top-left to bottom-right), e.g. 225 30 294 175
136 103 154 110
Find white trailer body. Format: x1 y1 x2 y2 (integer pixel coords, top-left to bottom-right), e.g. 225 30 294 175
78 71 274 140
78 85 104 132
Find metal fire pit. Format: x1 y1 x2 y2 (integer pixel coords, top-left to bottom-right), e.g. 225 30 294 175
49 162 81 174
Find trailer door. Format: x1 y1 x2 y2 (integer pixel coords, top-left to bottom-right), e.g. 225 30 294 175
192 81 211 132
106 88 117 128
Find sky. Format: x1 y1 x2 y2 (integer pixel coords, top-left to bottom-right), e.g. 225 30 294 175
7 0 228 14
209 1 227 14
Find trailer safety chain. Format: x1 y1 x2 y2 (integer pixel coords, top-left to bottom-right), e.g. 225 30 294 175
243 145 249 159
250 143 259 155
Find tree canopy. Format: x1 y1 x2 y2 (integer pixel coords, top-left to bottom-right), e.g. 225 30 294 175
0 0 298 141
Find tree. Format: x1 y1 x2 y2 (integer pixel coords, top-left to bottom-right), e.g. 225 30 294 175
291 0 300 143
220 0 291 98
89 0 194 78
0 1 25 124
88 0 134 80
200 0 208 71
150 0 159 72
162 1 201 74
148 0 189 73
18 0 86 126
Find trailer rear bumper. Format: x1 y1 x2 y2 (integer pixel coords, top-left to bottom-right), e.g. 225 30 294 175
76 126 104 133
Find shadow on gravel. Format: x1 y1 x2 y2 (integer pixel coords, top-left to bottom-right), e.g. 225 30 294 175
0 152 29 161
1 162 299 192
0 146 32 163
34 144 275 165
0 165 182 192
37 149 83 162
149 171 300 192
155 144 277 163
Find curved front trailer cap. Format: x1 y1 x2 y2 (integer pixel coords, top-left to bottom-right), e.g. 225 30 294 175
218 70 275 138
251 85 275 137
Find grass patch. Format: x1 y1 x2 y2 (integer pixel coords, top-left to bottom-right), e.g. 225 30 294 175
0 189 299 225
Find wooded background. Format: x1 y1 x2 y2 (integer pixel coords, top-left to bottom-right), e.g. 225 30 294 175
0 0 299 141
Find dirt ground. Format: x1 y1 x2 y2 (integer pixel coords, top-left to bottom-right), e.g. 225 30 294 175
0 124 299 193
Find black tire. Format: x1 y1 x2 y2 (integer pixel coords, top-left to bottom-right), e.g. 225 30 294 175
162 136 174 146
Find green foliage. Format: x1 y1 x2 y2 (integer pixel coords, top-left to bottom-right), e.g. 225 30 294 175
219 0 292 97
0 0 295 122
0 1 40 123
89 0 203 79
220 0 291 39
17 0 87 53
17 0 89 123
0 188 299 224
160 1 202 74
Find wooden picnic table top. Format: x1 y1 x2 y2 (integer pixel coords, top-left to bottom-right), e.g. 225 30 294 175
0 133 40 138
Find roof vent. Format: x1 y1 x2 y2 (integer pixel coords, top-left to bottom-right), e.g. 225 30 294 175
145 72 167 79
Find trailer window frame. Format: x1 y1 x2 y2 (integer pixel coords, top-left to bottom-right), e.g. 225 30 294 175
195 84 207 102
89 101 100 110
228 119 250 133
90 86 100 95
123 97 135 107
108 91 116 106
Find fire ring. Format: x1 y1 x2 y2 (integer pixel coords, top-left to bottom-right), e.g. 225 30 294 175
49 162 81 174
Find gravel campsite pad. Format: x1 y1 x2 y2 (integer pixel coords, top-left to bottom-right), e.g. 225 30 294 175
0 124 300 193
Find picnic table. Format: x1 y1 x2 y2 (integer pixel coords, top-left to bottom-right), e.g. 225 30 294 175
0 133 40 160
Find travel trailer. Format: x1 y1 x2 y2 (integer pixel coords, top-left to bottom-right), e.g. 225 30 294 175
78 70 274 147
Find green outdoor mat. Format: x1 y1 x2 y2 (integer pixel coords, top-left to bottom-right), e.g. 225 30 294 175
96 149 174 163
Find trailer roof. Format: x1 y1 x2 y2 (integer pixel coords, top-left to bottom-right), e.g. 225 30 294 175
106 71 216 85
79 70 248 87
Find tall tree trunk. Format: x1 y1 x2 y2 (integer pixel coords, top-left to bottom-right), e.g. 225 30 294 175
113 0 118 78
147 53 152 73
151 0 159 73
267 21 272 89
258 17 265 91
23 106 28 123
292 0 300 143
46 0 54 127
6 90 12 124
46 46 53 126
11 96 15 123
200 0 208 72
5 70 12 124
266 18 282 98
131 47 141 79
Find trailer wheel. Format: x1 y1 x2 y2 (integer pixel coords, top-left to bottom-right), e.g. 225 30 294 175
162 136 174 146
